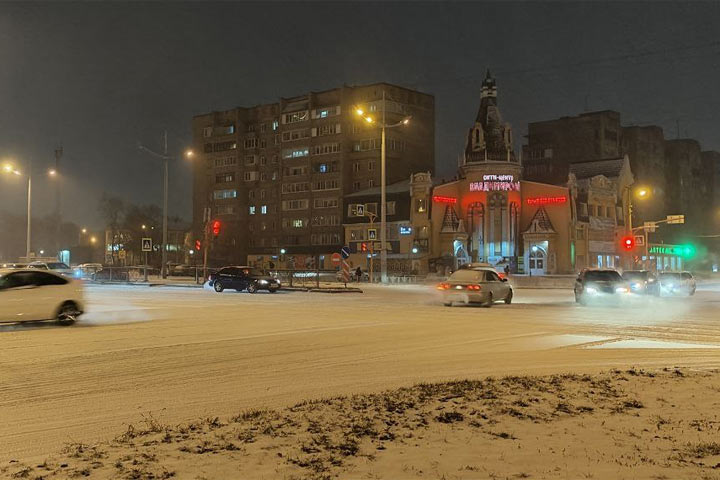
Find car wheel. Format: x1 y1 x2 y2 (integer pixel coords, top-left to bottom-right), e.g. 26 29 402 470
247 282 258 294
213 281 224 293
483 293 494 308
57 302 79 326
504 290 513 304
268 286 279 293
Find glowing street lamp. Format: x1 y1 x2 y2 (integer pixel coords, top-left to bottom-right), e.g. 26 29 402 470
353 94 412 283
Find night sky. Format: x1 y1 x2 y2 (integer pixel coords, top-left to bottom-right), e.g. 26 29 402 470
1 1 719 228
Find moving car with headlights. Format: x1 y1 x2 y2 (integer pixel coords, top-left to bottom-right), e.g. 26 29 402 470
621 270 659 295
458 262 509 280
208 266 281 293
437 268 512 307
0 268 84 325
574 269 630 305
658 271 696 296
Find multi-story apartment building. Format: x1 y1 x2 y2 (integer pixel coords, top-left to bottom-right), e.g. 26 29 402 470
191 83 434 266
523 110 719 240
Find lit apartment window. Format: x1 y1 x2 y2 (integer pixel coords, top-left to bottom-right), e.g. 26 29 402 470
283 111 308 124
292 219 305 228
261 205 267 214
213 189 237 200
416 198 427 213
249 206 256 215
282 147 310 159
272 120 279 131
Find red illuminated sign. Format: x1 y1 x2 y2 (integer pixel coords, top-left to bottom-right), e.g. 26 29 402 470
526 196 567 206
432 195 457 204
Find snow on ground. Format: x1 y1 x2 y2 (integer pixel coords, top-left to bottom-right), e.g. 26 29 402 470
5 369 720 480
1 284 720 466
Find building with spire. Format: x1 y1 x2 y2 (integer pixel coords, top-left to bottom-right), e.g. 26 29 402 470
429 71 574 275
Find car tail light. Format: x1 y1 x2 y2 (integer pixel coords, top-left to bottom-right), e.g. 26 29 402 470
467 285 482 291
497 273 506 280
437 283 450 290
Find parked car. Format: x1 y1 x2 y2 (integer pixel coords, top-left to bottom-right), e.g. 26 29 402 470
27 261 74 277
1 263 27 269
0 268 85 325
437 268 513 307
621 270 659 295
574 269 630 305
208 266 281 293
73 263 103 279
658 271 696 296
170 264 194 276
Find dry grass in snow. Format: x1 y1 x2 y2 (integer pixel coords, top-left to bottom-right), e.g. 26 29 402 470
4 368 720 479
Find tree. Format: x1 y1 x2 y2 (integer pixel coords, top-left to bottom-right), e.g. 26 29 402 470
98 193 126 265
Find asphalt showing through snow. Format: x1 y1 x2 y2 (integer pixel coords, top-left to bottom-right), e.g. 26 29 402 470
2 283 720 461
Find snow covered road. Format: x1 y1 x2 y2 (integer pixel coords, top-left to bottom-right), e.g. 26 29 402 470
2 284 720 461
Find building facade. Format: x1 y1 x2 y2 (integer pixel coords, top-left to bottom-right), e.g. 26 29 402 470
191 83 434 267
429 72 574 275
342 172 432 277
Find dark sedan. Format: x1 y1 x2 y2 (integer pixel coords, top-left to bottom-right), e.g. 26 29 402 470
622 270 660 296
574 269 630 305
208 266 281 293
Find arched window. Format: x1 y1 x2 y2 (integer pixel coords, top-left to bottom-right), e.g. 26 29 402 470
509 202 519 257
466 202 484 261
488 193 507 257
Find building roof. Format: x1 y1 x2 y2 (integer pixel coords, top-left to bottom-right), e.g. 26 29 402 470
569 157 625 180
345 179 411 198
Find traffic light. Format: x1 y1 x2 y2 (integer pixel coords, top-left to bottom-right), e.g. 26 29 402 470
195 240 201 251
360 242 368 252
212 220 221 237
621 235 635 251
678 243 697 259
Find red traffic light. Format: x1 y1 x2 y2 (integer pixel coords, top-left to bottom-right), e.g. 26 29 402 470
360 242 368 252
621 235 635 251
195 240 201 251
212 220 221 236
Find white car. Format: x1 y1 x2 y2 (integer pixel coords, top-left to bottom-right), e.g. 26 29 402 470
0 269 85 325
437 268 513 307
28 261 75 277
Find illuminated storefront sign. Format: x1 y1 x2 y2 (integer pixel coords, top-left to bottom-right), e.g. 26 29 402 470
399 226 413 235
469 174 519 192
432 195 457 204
526 196 567 206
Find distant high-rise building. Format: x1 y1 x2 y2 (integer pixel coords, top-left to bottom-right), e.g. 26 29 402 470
191 83 434 266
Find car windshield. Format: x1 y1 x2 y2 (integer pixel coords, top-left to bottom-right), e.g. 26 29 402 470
449 270 484 282
585 271 622 282
622 272 646 280
47 262 70 270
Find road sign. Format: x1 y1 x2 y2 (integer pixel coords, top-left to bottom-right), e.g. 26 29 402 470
142 238 152 252
643 221 656 232
341 259 351 283
118 250 126 260
368 228 377 240
331 253 342 266
341 246 350 259
666 215 685 224
634 235 645 246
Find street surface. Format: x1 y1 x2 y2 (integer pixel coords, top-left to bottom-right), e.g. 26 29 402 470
2 283 720 462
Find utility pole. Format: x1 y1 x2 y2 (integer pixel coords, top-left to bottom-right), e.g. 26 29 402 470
54 146 63 255
380 89 388 283
162 130 169 279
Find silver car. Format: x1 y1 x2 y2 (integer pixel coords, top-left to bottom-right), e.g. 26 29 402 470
438 268 513 307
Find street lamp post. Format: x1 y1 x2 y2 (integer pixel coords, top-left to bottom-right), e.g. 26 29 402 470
355 92 411 283
138 133 193 279
2 162 55 260
623 185 650 269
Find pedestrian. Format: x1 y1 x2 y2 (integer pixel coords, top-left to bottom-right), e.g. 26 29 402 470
355 266 362 282
504 264 510 277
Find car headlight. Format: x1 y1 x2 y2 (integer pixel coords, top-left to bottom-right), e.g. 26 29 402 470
585 286 597 294
648 278 655 283
615 286 629 294
630 282 642 290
